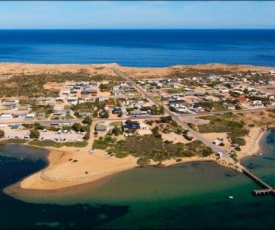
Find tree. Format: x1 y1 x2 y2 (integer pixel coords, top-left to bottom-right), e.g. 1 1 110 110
83 116 92 125
84 128 90 140
125 120 132 125
112 126 121 136
0 129 4 138
159 105 165 115
72 123 82 132
30 130 40 139
34 122 44 130
243 88 249 94
100 111 109 118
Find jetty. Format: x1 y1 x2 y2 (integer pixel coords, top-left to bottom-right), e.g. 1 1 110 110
242 167 275 196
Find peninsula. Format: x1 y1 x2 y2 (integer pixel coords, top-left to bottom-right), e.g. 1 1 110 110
0 62 274 194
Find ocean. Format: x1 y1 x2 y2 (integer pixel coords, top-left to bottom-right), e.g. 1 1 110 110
0 130 275 229
0 29 275 67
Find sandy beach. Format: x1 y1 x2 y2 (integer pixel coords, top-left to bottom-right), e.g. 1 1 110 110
3 127 267 196
238 127 266 159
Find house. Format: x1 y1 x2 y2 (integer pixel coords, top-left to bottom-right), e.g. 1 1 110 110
223 103 235 110
98 97 107 102
169 100 182 107
26 113 36 119
53 110 67 117
95 124 107 132
112 107 122 114
176 107 189 114
130 109 148 116
36 97 52 104
90 88 98 96
11 124 21 130
105 100 115 106
67 97 78 105
237 96 246 103
13 113 27 118
79 112 91 117
220 88 229 93
3 101 18 110
228 104 235 110
37 113 46 119
81 88 97 96
189 103 204 112
0 113 13 119
251 100 263 106
123 122 141 131
194 92 206 97
55 97 65 102
50 121 75 126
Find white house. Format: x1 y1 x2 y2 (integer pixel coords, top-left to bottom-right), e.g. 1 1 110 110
0 113 13 119
26 113 36 119
67 97 78 105
251 100 263 106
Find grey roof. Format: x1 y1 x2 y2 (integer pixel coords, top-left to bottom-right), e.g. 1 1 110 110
95 124 107 131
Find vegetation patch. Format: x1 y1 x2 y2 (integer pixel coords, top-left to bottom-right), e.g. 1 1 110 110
1 139 28 144
29 140 88 148
109 135 213 162
0 72 116 97
198 115 248 136
92 136 116 150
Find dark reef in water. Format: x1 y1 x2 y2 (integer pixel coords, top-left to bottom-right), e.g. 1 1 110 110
0 146 130 229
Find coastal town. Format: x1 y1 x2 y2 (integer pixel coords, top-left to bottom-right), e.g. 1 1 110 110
0 63 275 191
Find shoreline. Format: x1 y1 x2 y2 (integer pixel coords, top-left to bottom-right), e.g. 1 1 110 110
0 119 270 200
3 128 268 198
238 127 266 160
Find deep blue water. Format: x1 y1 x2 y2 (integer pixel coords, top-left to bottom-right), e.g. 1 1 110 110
0 144 130 229
0 29 275 67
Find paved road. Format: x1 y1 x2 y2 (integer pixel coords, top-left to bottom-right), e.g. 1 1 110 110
177 106 275 118
0 115 162 126
111 67 233 161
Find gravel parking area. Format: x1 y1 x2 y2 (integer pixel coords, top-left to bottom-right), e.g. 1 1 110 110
1 126 84 142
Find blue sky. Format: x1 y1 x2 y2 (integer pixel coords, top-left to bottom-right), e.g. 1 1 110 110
0 1 274 29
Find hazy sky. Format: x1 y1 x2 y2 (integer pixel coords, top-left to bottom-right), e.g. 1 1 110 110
0 1 274 29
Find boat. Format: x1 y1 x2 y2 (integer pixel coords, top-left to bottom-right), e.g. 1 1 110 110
228 196 234 199
258 152 262 156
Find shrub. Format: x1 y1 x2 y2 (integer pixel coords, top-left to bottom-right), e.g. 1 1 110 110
115 151 129 158
0 129 4 138
137 157 150 167
30 130 40 139
83 116 92 125
235 146 241 151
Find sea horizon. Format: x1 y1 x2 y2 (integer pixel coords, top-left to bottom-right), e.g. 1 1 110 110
0 29 275 67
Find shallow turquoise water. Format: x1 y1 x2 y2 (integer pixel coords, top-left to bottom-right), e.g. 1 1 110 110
1 130 275 229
